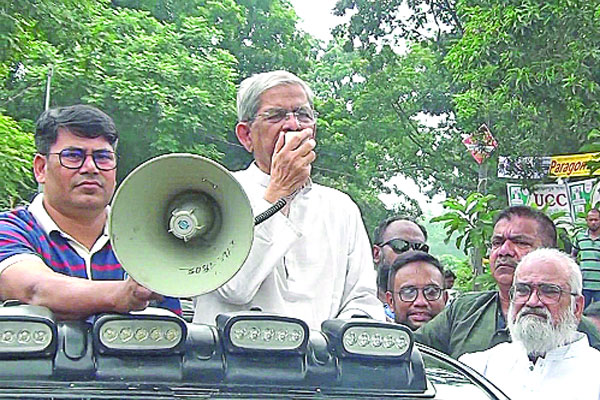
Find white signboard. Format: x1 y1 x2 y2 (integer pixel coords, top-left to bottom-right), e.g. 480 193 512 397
507 183 570 221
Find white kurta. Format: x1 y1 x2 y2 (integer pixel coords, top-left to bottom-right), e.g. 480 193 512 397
459 332 600 400
193 163 384 330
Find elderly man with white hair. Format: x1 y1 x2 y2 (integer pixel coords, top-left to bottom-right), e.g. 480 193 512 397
192 70 383 329
459 248 600 400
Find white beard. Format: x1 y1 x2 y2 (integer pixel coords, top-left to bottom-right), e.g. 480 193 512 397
508 302 578 357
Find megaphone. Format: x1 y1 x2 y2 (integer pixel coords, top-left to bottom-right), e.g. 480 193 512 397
109 153 254 298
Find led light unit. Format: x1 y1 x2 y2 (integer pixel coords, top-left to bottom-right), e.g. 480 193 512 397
0 305 56 356
229 319 305 350
322 319 414 360
93 308 186 354
342 325 410 356
217 312 309 354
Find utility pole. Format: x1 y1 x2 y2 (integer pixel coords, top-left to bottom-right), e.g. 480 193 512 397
39 64 54 194
471 159 489 282
44 65 53 110
463 124 497 287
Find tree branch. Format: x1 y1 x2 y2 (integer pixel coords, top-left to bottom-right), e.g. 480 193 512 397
0 84 36 107
441 0 463 33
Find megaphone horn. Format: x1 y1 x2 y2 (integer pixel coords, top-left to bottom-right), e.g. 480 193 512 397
109 153 254 298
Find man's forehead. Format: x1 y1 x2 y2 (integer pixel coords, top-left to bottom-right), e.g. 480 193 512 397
516 257 568 283
493 216 538 237
396 261 444 283
382 220 425 242
257 84 308 109
53 127 112 149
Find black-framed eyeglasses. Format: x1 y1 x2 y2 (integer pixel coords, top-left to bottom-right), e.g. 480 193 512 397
395 285 443 302
250 106 318 124
44 148 117 171
379 238 429 254
509 282 577 305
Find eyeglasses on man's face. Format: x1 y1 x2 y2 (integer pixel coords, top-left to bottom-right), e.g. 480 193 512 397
45 148 117 171
379 238 429 254
510 282 576 305
251 106 318 125
395 285 443 302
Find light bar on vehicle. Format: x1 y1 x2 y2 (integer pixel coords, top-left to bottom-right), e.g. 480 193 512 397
0 305 56 357
322 319 413 360
93 307 186 354
342 325 410 356
217 312 309 354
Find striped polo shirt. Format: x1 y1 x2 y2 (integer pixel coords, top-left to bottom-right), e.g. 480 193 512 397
574 230 600 291
0 194 181 315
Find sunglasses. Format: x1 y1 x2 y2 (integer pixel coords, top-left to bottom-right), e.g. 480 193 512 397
379 238 429 254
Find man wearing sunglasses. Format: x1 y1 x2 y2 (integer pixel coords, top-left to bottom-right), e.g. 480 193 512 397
414 205 600 358
0 105 180 319
386 251 447 330
459 248 600 399
193 71 383 329
372 217 428 320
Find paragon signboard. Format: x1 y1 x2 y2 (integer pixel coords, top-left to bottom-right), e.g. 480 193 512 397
499 153 600 179
548 153 600 178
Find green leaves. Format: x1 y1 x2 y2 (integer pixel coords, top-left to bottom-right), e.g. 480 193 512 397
0 113 36 209
431 192 498 256
1 0 240 182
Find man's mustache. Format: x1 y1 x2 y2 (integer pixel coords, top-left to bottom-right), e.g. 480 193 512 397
518 306 550 320
495 256 518 268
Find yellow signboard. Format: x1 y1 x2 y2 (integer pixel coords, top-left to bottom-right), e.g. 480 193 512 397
548 152 600 177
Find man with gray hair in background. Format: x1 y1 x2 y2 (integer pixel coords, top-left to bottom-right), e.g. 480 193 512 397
459 248 600 399
193 70 383 329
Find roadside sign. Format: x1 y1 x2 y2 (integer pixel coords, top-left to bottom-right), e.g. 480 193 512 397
463 124 498 164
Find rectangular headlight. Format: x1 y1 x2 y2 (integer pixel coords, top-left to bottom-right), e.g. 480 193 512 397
217 312 308 354
0 305 56 357
93 307 186 355
322 319 413 360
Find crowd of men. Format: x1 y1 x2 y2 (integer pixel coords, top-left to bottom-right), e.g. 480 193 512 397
1 70 600 398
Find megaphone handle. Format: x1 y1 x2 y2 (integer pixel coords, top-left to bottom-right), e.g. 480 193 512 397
254 198 288 226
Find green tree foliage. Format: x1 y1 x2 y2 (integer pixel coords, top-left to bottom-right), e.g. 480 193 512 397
440 254 495 293
112 0 317 78
307 40 424 233
333 0 600 202
1 0 238 181
333 0 462 47
431 192 499 284
445 1 600 157
110 0 319 171
0 113 36 208
1 0 391 232
422 209 465 258
431 193 499 256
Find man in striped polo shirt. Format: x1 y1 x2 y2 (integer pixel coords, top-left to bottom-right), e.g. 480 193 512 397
0 105 180 319
572 208 600 307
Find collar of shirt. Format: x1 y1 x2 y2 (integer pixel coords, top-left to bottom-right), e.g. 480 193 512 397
496 301 507 331
28 193 110 255
517 331 586 363
542 331 586 360
586 229 600 240
493 293 511 345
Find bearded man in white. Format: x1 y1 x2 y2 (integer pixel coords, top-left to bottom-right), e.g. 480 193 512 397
459 248 600 400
